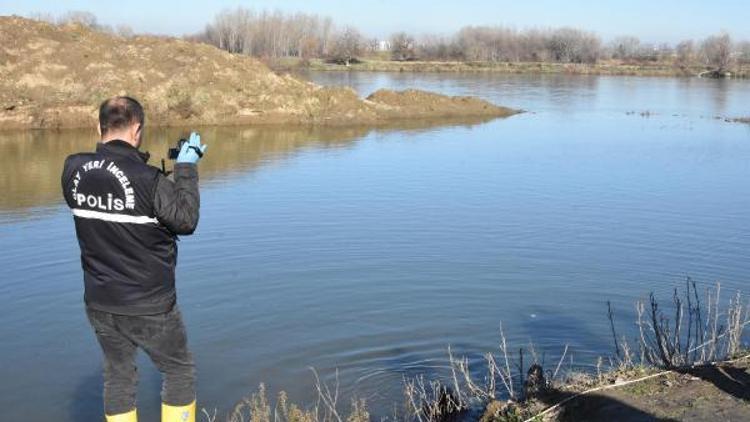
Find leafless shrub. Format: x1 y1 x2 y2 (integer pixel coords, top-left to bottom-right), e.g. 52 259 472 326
403 375 463 422
726 291 747 357
416 323 568 411
390 32 417 61
447 346 494 402
328 27 364 65
702 32 733 73
610 279 749 369
552 344 569 381
311 368 343 422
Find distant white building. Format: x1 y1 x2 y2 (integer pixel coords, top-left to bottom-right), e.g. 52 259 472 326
377 40 391 52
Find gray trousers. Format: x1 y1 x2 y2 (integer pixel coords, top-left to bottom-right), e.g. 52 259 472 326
86 305 196 415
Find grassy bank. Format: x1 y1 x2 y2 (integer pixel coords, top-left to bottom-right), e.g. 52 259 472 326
273 57 750 79
481 353 750 422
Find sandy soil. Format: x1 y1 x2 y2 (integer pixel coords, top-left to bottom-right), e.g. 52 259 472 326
0 16 518 130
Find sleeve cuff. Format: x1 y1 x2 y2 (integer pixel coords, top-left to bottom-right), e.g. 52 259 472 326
173 162 198 177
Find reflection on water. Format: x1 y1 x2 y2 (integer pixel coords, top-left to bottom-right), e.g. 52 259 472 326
0 117 494 218
709 78 731 115
300 71 750 119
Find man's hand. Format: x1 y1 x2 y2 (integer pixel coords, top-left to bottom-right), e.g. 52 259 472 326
176 132 208 164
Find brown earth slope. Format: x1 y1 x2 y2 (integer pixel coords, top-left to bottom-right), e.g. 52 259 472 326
0 16 518 130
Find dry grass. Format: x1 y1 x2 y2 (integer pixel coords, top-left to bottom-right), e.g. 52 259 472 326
201 371 370 422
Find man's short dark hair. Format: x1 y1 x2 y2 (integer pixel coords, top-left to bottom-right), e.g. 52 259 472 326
99 96 145 135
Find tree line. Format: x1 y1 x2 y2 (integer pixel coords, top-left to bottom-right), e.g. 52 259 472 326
198 8 335 59
196 7 749 72
195 9 375 66
27 8 750 73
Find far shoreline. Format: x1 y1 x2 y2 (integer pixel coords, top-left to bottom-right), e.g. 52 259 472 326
275 57 750 79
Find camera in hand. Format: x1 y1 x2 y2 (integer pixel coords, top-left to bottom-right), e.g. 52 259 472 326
168 138 204 160
167 138 188 160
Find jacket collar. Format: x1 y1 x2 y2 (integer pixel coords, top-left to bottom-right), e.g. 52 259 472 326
96 140 150 163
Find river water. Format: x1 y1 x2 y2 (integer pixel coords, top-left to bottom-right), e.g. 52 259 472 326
1 73 749 420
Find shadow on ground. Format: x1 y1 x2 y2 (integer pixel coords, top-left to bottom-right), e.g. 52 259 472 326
542 390 679 422
520 361 750 422
678 364 750 401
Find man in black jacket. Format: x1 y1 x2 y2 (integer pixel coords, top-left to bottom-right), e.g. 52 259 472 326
61 96 207 422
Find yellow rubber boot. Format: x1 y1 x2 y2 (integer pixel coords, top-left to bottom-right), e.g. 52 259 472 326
105 408 137 422
162 400 196 422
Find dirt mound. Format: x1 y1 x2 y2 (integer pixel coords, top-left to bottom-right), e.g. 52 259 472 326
366 89 514 118
0 16 518 130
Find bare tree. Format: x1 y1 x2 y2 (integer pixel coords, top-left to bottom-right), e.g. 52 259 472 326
417 34 461 61
547 27 601 63
702 32 733 73
329 27 362 65
675 40 694 67
363 37 381 55
520 29 552 61
737 41 750 64
201 7 335 59
610 36 642 60
390 32 417 61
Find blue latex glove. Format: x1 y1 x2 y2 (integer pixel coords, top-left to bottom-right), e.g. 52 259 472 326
176 132 207 164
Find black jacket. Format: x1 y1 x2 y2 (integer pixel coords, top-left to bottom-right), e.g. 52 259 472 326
61 140 200 315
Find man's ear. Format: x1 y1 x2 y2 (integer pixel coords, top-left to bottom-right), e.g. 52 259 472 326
96 124 102 137
133 123 143 146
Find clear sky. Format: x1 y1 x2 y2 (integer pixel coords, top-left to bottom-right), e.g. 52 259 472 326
1 0 747 43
